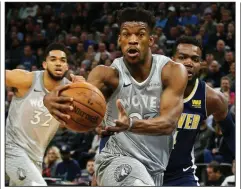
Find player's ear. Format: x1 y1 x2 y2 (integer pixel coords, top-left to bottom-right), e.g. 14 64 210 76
149 35 154 47
42 61 47 69
117 35 121 47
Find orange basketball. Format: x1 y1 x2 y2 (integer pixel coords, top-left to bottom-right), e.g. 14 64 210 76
60 82 106 133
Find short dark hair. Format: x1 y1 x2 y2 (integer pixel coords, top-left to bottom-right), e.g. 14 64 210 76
44 43 69 60
207 161 221 173
173 36 203 55
87 158 95 163
117 7 156 32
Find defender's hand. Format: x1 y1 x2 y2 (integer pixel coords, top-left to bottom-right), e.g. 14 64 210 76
43 84 73 125
105 99 129 133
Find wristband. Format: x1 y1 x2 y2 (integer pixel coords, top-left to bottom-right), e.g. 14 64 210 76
127 117 133 131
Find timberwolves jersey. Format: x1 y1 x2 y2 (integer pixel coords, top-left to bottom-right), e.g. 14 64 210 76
6 71 69 162
99 55 173 175
164 79 207 178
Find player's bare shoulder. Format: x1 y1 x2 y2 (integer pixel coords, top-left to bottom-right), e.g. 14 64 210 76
206 84 228 119
88 65 119 99
6 69 34 88
88 65 118 85
161 60 187 87
6 69 34 97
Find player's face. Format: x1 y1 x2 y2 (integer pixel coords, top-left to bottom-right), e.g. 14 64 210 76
118 22 154 64
43 50 68 81
173 44 202 85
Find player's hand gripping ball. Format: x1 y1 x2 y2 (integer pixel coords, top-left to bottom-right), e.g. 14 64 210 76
60 82 106 133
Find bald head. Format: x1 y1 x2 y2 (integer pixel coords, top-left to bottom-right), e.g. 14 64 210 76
209 60 220 73
216 40 225 52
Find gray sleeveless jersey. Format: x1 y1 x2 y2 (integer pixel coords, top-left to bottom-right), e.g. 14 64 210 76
6 71 69 162
102 55 174 175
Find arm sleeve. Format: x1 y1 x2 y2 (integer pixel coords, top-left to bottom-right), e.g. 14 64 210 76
218 111 235 158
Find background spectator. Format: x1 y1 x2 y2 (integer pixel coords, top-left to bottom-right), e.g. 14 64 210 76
42 146 62 178
55 145 81 182
206 161 225 186
204 60 224 88
221 160 235 186
76 159 95 185
20 45 37 71
204 124 234 164
220 76 235 106
194 121 214 163
222 51 235 75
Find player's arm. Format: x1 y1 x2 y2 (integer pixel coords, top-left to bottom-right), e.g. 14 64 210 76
43 65 117 125
6 69 33 97
87 65 118 100
107 61 188 135
206 86 235 157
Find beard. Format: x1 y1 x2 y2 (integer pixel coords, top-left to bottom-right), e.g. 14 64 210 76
188 74 198 86
47 68 67 81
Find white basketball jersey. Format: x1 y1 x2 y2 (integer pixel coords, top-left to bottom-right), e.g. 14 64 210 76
101 55 174 174
6 71 69 162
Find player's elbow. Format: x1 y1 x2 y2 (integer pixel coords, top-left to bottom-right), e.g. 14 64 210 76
159 119 177 135
166 121 177 135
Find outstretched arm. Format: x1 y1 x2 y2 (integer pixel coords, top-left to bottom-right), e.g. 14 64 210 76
107 61 188 135
206 86 235 157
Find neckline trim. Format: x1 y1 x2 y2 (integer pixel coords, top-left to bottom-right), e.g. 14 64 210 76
183 78 199 103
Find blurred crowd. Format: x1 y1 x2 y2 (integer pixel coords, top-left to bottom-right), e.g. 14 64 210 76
5 2 235 186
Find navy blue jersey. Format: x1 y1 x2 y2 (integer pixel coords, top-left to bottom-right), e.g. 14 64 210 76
165 79 207 178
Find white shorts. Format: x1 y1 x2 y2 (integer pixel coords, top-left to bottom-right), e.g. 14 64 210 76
5 142 47 186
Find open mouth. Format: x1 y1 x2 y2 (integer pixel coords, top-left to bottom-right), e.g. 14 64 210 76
187 70 193 77
127 48 140 57
55 68 63 74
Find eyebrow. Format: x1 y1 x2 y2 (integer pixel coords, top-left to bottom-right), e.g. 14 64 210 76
49 56 67 59
178 52 200 57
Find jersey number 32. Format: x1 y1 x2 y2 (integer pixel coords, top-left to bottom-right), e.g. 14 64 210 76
30 110 53 127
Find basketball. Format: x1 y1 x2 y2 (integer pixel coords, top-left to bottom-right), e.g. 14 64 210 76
60 82 106 133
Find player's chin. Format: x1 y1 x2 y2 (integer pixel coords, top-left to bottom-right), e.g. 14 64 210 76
124 55 141 64
187 75 197 85
52 74 65 80
188 75 193 80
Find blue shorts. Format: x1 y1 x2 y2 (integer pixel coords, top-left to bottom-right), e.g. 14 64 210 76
163 169 199 186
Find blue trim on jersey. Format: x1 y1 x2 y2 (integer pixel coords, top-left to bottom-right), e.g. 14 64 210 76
163 167 199 186
99 136 110 153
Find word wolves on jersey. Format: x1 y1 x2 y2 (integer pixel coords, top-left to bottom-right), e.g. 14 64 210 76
120 95 158 109
30 98 45 109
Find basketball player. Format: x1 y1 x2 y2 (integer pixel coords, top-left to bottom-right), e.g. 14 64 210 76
43 8 188 186
163 36 235 186
5 43 84 186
